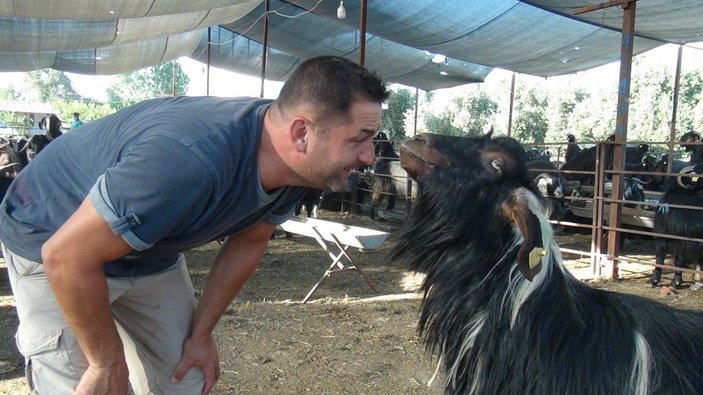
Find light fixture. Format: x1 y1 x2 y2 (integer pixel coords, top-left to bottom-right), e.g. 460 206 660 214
95 56 104 60
431 54 447 64
337 1 346 19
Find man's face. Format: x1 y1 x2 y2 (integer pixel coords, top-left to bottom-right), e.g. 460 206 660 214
303 101 381 192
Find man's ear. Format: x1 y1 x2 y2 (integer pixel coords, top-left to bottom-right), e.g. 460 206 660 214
290 118 309 153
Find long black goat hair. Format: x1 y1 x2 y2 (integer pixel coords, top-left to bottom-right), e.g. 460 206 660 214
391 132 703 395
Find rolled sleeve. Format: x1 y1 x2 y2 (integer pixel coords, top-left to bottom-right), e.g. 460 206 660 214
89 174 153 251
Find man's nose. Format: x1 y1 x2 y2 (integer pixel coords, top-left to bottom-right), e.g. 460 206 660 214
360 139 376 166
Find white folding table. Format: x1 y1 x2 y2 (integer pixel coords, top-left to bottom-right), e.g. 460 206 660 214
278 217 390 303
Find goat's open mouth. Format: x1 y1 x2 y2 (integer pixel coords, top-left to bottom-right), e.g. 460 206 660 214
399 145 427 180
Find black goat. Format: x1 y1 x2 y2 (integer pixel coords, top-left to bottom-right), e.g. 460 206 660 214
561 138 651 186
649 153 690 192
296 188 325 218
392 132 703 395
680 130 703 164
650 164 703 288
524 147 551 162
564 134 582 163
526 159 579 221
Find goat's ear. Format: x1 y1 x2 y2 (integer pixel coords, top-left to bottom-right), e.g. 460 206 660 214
503 190 544 281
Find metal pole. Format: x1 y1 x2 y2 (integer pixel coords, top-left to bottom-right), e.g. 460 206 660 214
359 0 367 65
507 72 516 137
606 0 636 280
172 60 176 96
206 27 211 96
666 45 684 175
413 87 419 136
260 0 270 98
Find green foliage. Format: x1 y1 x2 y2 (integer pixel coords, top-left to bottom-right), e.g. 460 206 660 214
423 110 463 136
452 91 498 136
381 88 415 140
513 87 549 144
52 100 114 125
0 111 34 134
106 61 190 110
25 69 80 101
0 86 22 101
676 71 703 133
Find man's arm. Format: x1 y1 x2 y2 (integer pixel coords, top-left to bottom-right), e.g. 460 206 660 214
171 220 277 395
42 196 133 395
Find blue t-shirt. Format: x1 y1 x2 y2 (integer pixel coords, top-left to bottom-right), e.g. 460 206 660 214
0 96 306 277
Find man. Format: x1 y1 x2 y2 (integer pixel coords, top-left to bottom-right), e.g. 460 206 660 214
0 56 389 395
70 112 84 129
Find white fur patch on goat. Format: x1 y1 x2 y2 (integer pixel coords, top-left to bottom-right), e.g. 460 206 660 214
447 310 487 392
504 188 573 328
631 331 652 395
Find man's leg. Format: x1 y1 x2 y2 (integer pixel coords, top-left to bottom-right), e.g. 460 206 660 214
109 255 205 395
2 244 88 394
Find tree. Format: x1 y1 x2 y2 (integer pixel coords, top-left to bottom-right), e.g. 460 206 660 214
423 109 463 136
452 90 498 136
53 100 114 125
513 87 549 144
106 61 190 110
675 71 703 133
25 69 80 101
0 86 22 101
381 88 415 140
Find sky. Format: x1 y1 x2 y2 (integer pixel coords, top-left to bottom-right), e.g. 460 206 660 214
1 43 702 105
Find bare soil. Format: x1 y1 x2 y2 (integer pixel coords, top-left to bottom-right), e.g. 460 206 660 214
1 211 702 394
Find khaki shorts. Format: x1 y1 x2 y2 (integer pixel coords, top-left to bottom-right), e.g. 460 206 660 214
3 245 205 395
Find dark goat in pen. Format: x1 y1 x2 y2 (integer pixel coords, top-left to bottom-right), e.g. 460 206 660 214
526 159 580 221
561 135 650 186
391 132 703 395
564 134 582 163
650 164 703 289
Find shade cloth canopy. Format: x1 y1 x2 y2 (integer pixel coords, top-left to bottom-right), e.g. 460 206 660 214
1 0 702 90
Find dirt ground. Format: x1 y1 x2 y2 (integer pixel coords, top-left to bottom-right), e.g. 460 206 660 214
1 210 702 394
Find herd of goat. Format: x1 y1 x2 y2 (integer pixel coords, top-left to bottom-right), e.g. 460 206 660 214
297 131 703 291
0 134 53 198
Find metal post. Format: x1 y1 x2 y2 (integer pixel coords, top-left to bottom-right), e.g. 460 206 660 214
172 60 176 96
413 87 419 137
206 27 211 96
667 45 684 175
507 72 516 137
260 0 270 98
606 0 637 280
359 0 367 65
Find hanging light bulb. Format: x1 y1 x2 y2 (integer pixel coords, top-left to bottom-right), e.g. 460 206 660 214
337 1 346 19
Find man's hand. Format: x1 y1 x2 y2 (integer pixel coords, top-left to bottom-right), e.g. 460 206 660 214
172 333 221 395
74 361 130 395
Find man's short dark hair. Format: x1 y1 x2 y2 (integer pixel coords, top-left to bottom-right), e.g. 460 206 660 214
275 56 390 121
73 112 79 117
